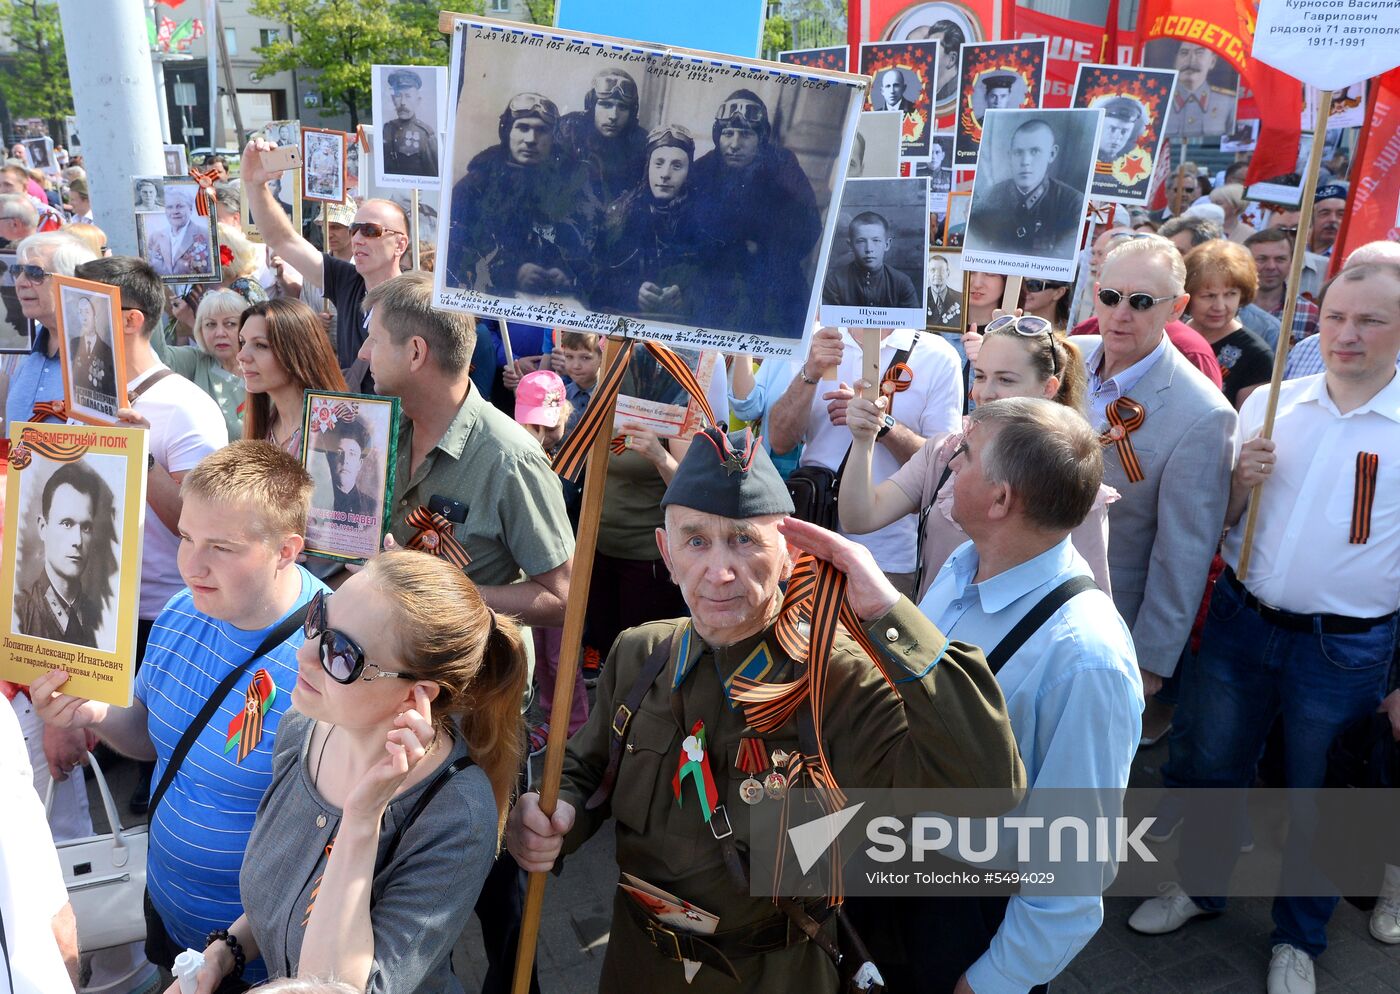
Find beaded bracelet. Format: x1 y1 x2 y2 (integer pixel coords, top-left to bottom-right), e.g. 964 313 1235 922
205 929 247 980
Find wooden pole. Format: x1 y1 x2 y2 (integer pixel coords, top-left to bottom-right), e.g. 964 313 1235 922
1001 276 1023 312
511 335 625 994
410 187 421 271
1235 90 1333 582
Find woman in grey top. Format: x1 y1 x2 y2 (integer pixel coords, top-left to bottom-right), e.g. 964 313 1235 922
169 551 528 994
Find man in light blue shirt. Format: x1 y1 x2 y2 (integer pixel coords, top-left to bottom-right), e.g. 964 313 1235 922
914 398 1144 994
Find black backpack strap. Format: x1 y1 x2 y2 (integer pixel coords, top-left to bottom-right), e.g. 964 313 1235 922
148 602 311 815
381 754 477 867
986 576 1098 675
586 636 673 811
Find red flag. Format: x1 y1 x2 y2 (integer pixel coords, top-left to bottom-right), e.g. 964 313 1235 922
1329 69 1400 274
1148 136 1174 212
1243 62 1303 186
1101 0 1121 63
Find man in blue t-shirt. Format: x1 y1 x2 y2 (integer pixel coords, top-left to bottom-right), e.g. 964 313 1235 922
31 441 328 981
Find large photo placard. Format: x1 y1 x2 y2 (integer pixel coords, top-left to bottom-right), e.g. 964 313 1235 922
1 422 148 708
820 176 930 330
54 276 128 425
300 392 400 564
859 40 941 161
954 39 1046 170
1072 64 1177 206
435 16 866 360
372 65 447 190
135 176 220 284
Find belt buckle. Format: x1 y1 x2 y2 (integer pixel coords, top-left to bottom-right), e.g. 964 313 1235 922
710 803 733 840
646 921 684 962
610 703 632 738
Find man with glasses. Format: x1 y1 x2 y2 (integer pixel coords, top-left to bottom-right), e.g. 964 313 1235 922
559 68 648 207
692 89 821 338
30 441 327 983
1069 234 1236 702
241 138 410 391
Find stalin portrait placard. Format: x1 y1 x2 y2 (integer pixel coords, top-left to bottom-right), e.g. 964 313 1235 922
1144 39 1238 140
372 65 447 190
953 39 1046 170
1072 64 1178 206
859 40 941 161
962 107 1099 283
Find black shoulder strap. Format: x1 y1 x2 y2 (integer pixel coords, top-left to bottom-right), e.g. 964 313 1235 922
127 367 177 403
381 754 476 867
986 576 1098 675
585 636 673 811
148 602 311 815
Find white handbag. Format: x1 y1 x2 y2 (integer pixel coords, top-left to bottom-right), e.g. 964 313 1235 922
44 751 148 951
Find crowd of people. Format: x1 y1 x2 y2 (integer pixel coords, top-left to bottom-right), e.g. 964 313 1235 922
0 96 1397 994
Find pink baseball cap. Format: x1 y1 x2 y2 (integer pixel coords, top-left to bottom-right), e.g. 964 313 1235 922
516 369 567 428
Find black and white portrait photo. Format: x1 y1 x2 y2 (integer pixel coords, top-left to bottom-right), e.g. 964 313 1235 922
1220 119 1259 153
1072 64 1178 206
132 176 165 213
23 137 56 175
136 178 219 284
1144 39 1238 140
852 111 902 178
301 392 399 563
56 277 126 424
302 128 347 203
435 17 864 360
373 65 445 188
953 39 1047 169
914 133 954 212
924 249 965 333
0 253 34 353
820 176 929 330
11 452 124 653
963 107 1099 282
877 3 982 116
163 144 188 176
859 40 941 161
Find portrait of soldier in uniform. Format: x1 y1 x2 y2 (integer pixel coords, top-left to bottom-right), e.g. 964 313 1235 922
905 18 965 108
927 135 953 193
380 67 440 181
1148 39 1238 139
823 210 919 309
965 110 1097 268
925 250 963 331
1096 98 1144 163
976 73 1016 124
557 68 647 209
320 417 378 521
66 293 117 411
13 458 119 650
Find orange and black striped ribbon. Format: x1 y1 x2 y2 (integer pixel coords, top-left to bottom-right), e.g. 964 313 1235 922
19 425 88 462
1350 452 1379 545
30 400 67 423
404 506 472 570
880 361 914 418
551 341 634 482
642 341 715 425
303 841 335 926
1102 397 1147 483
234 668 274 764
609 434 627 455
188 166 221 217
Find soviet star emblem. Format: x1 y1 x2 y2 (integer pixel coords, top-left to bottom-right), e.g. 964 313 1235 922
721 450 746 476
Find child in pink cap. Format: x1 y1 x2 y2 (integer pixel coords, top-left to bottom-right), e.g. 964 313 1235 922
513 369 588 752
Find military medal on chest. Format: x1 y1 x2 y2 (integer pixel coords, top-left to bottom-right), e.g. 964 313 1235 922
764 748 791 800
735 736 767 805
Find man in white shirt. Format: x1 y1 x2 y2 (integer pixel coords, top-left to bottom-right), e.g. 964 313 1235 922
75 256 227 811
767 324 962 595
1128 262 1400 994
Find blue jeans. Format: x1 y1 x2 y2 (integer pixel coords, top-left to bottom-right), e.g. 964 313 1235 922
1174 575 1396 956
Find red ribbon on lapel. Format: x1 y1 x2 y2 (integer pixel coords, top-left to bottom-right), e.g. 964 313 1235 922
1102 398 1147 483
1351 452 1379 545
188 165 221 217
405 505 472 571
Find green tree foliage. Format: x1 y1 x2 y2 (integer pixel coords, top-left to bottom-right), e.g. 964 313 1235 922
0 0 73 132
761 13 793 59
248 0 481 128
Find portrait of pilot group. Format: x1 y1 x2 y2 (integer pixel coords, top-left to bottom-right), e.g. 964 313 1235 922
434 16 868 361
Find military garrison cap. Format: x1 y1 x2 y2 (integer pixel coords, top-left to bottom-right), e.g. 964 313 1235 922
388 69 424 91
660 427 795 519
982 73 1016 90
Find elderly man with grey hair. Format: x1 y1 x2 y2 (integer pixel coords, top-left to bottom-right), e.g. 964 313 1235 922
0 192 39 248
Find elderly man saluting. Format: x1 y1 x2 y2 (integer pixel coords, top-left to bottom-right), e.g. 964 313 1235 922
508 427 1024 993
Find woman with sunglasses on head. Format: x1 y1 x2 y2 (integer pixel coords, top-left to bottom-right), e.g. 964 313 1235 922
839 311 1115 600
1181 239 1273 409
238 298 347 454
170 549 528 994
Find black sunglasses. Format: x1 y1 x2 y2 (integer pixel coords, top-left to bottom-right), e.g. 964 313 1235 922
1024 278 1067 293
985 313 1059 374
12 264 50 282
304 590 411 684
348 222 405 239
1098 288 1176 312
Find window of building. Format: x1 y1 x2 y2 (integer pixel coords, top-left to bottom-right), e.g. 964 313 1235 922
223 27 238 55
259 28 281 47
490 0 510 11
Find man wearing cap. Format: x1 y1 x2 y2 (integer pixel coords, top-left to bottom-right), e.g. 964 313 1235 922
692 90 822 337
1096 98 1144 164
505 427 1023 993
1308 183 1346 257
559 67 648 208
1164 41 1235 139
822 211 919 310
446 92 598 300
596 125 740 325
970 118 1082 258
975 73 1016 124
873 68 917 114
382 68 439 180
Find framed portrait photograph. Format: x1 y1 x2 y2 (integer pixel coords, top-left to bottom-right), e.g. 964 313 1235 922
820 176 930 330
913 132 954 212
1072 64 1178 207
924 248 964 333
613 342 717 439
363 126 442 249
136 177 220 284
302 127 347 204
944 189 970 247
0 421 148 707
954 39 1047 170
1143 39 1238 140
54 276 128 425
23 137 57 176
163 143 189 176
851 111 903 178
132 175 165 213
300 392 400 564
372 65 446 189
435 14 866 361
859 40 941 161
0 253 35 353
778 46 849 72
962 107 1099 282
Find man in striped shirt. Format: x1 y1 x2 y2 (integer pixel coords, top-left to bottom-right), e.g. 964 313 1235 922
30 442 327 982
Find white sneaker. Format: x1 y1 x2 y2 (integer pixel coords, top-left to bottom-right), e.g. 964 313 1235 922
1267 944 1315 994
1371 862 1400 944
1127 881 1209 934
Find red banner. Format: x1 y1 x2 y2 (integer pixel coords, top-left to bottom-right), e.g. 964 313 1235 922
1331 69 1400 271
